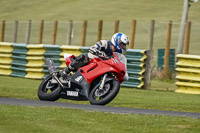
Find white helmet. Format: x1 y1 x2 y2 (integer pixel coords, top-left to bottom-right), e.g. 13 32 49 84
111 32 129 54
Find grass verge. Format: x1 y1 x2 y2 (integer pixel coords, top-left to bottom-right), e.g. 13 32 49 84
0 104 200 133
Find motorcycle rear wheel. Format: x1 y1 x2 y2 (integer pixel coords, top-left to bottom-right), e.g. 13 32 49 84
38 75 61 101
88 80 120 105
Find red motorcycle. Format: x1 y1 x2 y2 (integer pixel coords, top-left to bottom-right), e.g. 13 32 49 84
38 52 126 105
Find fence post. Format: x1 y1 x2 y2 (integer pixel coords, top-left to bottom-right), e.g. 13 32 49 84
38 20 44 44
129 20 136 49
67 20 73 45
1 20 6 42
114 20 119 34
144 50 153 89
52 20 58 45
183 21 191 54
13 20 18 43
97 20 103 41
25 20 32 44
148 20 155 50
81 20 87 46
163 20 173 79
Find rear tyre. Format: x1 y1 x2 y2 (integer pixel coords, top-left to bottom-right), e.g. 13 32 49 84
88 80 120 105
38 75 61 101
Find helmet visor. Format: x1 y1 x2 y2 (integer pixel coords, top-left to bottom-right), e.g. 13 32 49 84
119 42 128 51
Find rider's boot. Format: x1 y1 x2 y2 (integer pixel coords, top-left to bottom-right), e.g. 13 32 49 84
60 64 74 77
60 54 89 78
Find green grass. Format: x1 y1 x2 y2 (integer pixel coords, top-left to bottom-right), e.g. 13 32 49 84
1 0 199 22
0 76 200 113
0 104 200 133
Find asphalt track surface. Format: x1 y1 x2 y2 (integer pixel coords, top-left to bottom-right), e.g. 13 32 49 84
1 97 200 119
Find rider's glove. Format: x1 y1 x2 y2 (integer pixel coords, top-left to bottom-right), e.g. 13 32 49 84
89 47 97 55
97 51 110 60
89 47 106 56
96 51 106 57
89 47 109 60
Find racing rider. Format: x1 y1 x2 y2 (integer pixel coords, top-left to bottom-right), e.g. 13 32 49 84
61 32 130 81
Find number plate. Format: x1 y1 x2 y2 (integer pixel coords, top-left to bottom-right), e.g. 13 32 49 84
67 91 79 97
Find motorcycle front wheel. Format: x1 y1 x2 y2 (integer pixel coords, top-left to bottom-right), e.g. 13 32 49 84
88 79 120 105
37 75 61 101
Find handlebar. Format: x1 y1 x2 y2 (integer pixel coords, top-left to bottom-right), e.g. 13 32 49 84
99 55 114 60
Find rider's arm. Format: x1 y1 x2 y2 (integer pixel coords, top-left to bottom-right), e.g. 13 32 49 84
88 40 108 58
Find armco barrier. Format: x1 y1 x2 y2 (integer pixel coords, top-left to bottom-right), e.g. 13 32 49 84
176 54 200 94
121 49 147 88
0 42 148 89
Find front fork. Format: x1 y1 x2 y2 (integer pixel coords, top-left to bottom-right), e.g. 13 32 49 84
99 74 107 90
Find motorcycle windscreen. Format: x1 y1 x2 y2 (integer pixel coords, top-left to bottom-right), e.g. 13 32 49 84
114 52 129 81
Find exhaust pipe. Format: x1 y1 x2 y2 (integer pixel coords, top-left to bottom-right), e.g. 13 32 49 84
46 59 65 88
46 59 58 74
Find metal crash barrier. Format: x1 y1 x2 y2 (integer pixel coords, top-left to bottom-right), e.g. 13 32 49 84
0 42 83 79
176 54 200 94
121 49 147 88
0 42 149 89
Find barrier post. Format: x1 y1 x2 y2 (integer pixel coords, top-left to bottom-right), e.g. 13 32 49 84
143 20 155 89
81 20 87 46
97 20 103 41
183 21 191 54
13 20 18 43
25 20 32 44
163 20 173 79
38 20 44 44
1 20 6 42
144 50 153 89
114 20 119 34
129 20 136 49
52 20 58 45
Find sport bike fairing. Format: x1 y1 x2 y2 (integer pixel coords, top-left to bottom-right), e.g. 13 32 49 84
77 53 126 84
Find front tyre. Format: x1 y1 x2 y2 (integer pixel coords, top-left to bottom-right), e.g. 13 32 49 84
88 80 120 105
38 75 61 101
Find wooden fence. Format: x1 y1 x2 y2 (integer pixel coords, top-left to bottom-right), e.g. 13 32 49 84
0 20 192 79
0 20 192 50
